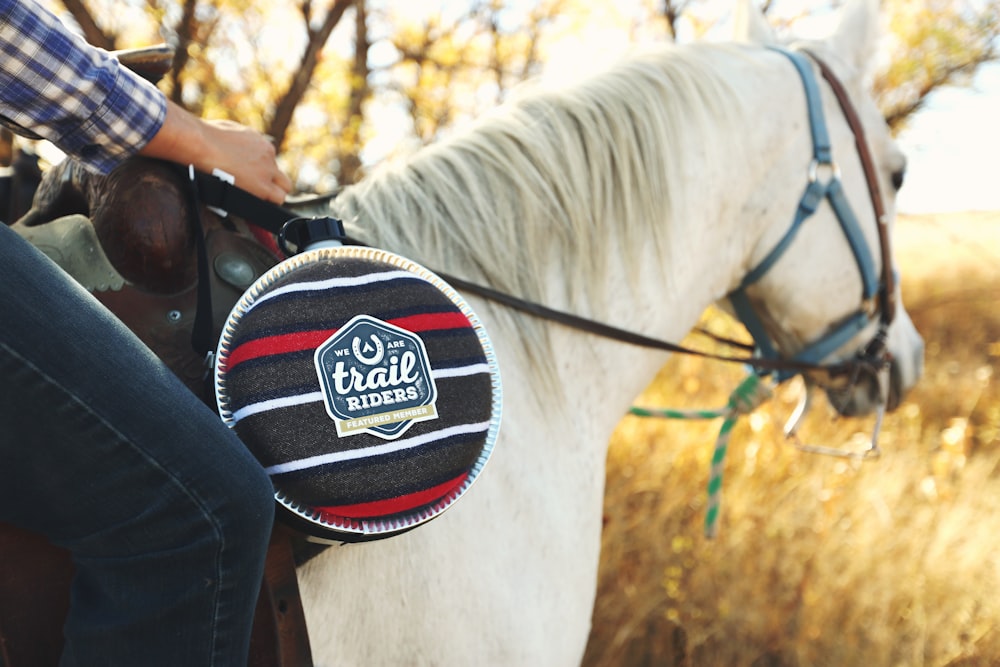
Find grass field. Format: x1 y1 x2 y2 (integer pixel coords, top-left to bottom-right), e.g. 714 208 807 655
582 212 1000 667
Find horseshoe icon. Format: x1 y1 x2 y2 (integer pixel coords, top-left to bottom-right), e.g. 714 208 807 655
352 334 385 365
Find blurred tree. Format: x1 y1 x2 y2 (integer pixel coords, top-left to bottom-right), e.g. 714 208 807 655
375 0 567 145
876 0 1000 132
18 0 1000 193
39 0 571 189
659 0 695 40
737 0 1000 133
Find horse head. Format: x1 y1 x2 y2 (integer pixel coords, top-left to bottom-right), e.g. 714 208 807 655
728 0 923 418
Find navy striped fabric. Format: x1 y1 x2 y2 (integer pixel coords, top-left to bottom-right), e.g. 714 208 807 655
216 253 496 539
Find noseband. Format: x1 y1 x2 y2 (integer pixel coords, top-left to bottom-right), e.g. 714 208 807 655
727 47 896 384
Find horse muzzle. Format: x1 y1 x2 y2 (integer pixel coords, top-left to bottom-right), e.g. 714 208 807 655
823 323 925 417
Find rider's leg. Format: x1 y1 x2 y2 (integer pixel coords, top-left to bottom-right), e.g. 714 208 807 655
0 222 275 666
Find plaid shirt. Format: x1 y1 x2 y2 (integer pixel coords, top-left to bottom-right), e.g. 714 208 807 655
0 0 166 173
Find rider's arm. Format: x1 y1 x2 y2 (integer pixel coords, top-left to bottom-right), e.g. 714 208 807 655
140 102 292 205
0 0 165 174
0 0 291 203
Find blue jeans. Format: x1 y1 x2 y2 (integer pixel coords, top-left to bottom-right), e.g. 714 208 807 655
0 223 275 666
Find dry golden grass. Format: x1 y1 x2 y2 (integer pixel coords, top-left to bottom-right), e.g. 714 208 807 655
583 211 1000 667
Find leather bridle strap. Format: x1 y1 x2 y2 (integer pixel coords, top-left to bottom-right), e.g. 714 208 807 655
802 49 896 327
435 268 855 378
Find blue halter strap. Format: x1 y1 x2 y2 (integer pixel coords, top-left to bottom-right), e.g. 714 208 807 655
728 47 882 380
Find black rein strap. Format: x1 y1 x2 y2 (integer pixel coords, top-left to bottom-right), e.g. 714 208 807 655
187 48 892 386
435 270 856 378
186 168 861 380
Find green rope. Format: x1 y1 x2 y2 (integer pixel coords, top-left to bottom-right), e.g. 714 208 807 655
629 374 772 538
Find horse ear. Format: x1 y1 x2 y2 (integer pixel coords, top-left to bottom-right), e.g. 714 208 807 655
828 0 881 75
732 0 777 45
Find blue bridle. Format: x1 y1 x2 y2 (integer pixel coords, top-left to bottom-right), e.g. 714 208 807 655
728 47 889 382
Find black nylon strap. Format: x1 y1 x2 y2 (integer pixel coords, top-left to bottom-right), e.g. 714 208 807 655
181 168 218 371
183 167 297 362
187 169 856 380
190 168 300 234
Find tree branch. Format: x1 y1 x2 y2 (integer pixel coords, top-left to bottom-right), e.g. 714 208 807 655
883 54 996 131
269 0 354 150
337 0 369 184
59 0 115 49
168 0 199 105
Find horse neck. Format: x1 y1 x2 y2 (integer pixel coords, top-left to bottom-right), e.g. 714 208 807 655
330 44 802 431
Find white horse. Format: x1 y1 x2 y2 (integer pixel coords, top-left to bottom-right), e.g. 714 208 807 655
296 0 924 664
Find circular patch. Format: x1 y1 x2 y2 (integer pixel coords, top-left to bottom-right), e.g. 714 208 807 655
215 246 502 542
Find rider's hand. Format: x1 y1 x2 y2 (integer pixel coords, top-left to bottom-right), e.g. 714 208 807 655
140 100 293 205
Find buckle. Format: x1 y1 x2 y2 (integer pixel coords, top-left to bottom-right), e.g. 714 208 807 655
808 158 841 185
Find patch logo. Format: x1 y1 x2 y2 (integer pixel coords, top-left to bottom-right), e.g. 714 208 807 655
314 314 439 439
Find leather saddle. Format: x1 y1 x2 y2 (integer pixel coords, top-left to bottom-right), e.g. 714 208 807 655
0 46 313 667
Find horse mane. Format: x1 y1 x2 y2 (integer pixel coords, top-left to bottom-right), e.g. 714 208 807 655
330 42 746 375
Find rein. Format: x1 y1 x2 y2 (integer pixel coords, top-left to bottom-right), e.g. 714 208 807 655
434 271 852 377
185 48 892 385
440 48 897 397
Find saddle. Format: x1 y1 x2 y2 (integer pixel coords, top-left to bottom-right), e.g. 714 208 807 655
0 147 41 225
0 45 314 662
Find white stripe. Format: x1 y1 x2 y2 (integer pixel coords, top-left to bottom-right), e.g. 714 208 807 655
231 392 325 422
265 421 491 476
432 362 492 379
231 363 490 422
248 270 418 312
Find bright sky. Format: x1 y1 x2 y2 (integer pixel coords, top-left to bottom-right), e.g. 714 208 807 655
893 63 1000 215
763 1 1000 214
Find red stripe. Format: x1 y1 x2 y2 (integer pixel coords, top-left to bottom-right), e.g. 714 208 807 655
222 329 338 369
315 472 469 519
390 311 472 332
222 311 473 370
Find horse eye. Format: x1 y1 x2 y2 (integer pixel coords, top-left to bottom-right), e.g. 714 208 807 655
891 168 906 191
